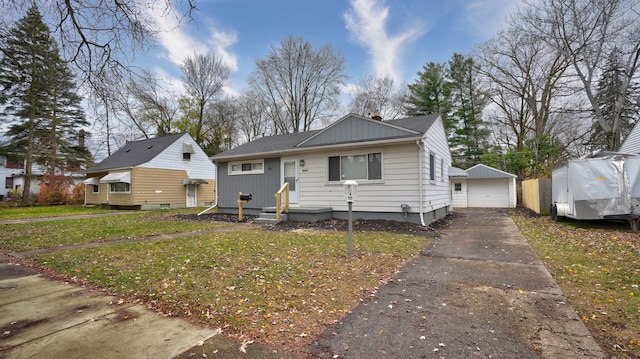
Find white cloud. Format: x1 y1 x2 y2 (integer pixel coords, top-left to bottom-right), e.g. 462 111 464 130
464 0 520 38
344 0 426 84
147 5 238 69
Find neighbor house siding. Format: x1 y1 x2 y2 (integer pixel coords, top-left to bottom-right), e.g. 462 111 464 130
140 133 216 179
216 158 280 210
106 170 135 206
85 174 108 205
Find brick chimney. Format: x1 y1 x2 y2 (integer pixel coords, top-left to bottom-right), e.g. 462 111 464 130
79 129 85 148
371 113 382 121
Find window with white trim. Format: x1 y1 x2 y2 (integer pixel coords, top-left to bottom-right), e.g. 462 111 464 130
229 160 264 175
328 152 382 181
92 185 99 193
109 182 130 193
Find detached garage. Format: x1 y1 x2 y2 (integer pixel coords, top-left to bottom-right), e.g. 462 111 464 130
450 164 517 208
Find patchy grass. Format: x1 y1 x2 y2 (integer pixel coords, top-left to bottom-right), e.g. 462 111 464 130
0 210 231 251
33 229 429 349
0 205 118 220
513 215 640 358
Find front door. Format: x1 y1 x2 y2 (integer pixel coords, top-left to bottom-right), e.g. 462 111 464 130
282 158 299 203
186 184 197 207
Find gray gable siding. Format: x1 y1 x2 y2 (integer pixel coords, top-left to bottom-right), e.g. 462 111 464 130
299 116 416 147
217 158 281 209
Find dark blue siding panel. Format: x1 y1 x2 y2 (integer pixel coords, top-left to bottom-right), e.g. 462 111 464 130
217 158 281 209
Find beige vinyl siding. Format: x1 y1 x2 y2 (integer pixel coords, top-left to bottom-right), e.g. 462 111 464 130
131 167 215 207
85 174 108 205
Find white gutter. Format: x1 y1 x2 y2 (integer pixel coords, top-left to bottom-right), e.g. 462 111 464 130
198 163 218 216
416 139 426 227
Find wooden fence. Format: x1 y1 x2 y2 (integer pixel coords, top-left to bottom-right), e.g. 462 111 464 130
521 178 551 215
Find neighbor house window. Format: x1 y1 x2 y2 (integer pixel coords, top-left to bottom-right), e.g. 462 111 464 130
183 152 191 160
109 182 130 193
229 160 264 175
6 157 23 169
5 177 13 189
328 152 382 181
429 153 435 181
92 185 99 193
454 183 462 192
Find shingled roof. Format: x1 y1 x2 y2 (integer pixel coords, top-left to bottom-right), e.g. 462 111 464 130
211 114 439 161
84 133 186 173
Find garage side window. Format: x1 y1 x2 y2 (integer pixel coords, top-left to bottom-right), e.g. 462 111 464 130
328 152 382 181
454 183 462 192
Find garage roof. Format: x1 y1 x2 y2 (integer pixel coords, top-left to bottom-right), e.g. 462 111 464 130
466 164 516 179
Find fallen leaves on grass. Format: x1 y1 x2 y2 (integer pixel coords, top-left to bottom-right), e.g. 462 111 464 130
513 215 639 359
34 228 428 350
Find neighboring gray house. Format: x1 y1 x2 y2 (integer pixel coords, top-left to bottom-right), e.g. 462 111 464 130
450 164 517 208
211 113 452 225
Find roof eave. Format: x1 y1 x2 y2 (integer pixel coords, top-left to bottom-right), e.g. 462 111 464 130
211 135 425 162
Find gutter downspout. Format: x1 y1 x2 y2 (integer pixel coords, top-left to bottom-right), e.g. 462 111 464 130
416 139 426 227
198 163 218 216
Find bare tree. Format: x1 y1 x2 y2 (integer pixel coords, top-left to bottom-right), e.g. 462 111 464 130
347 75 407 120
249 36 348 133
477 26 571 152
181 53 231 145
236 92 270 142
518 0 640 151
0 0 196 88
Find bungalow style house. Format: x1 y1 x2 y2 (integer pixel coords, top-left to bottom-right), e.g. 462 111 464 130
449 164 517 209
210 113 452 226
83 133 215 209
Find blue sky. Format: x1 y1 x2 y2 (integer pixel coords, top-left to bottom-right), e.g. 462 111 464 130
147 0 520 96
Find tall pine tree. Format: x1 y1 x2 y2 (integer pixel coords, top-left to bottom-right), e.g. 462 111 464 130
448 53 489 168
0 6 90 205
406 62 454 137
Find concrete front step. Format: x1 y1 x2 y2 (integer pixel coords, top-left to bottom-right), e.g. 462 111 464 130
255 212 288 224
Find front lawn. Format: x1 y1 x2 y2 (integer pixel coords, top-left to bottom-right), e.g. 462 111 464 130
513 214 639 358
32 228 428 349
0 210 231 251
0 204 117 220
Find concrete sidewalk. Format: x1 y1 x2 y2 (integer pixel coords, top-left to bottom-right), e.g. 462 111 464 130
0 256 218 359
304 209 604 358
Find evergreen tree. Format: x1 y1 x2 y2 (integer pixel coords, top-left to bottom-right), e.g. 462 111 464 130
406 62 454 137
0 6 90 205
589 47 638 151
447 53 489 168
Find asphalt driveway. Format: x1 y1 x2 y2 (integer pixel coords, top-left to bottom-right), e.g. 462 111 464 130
304 209 604 358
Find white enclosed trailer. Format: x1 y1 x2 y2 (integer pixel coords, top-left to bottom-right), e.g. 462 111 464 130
551 153 640 230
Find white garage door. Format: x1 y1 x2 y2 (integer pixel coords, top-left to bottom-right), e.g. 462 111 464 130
467 179 510 208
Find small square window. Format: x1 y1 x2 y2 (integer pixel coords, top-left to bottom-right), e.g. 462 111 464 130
183 152 191 160
92 184 99 193
454 183 462 192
